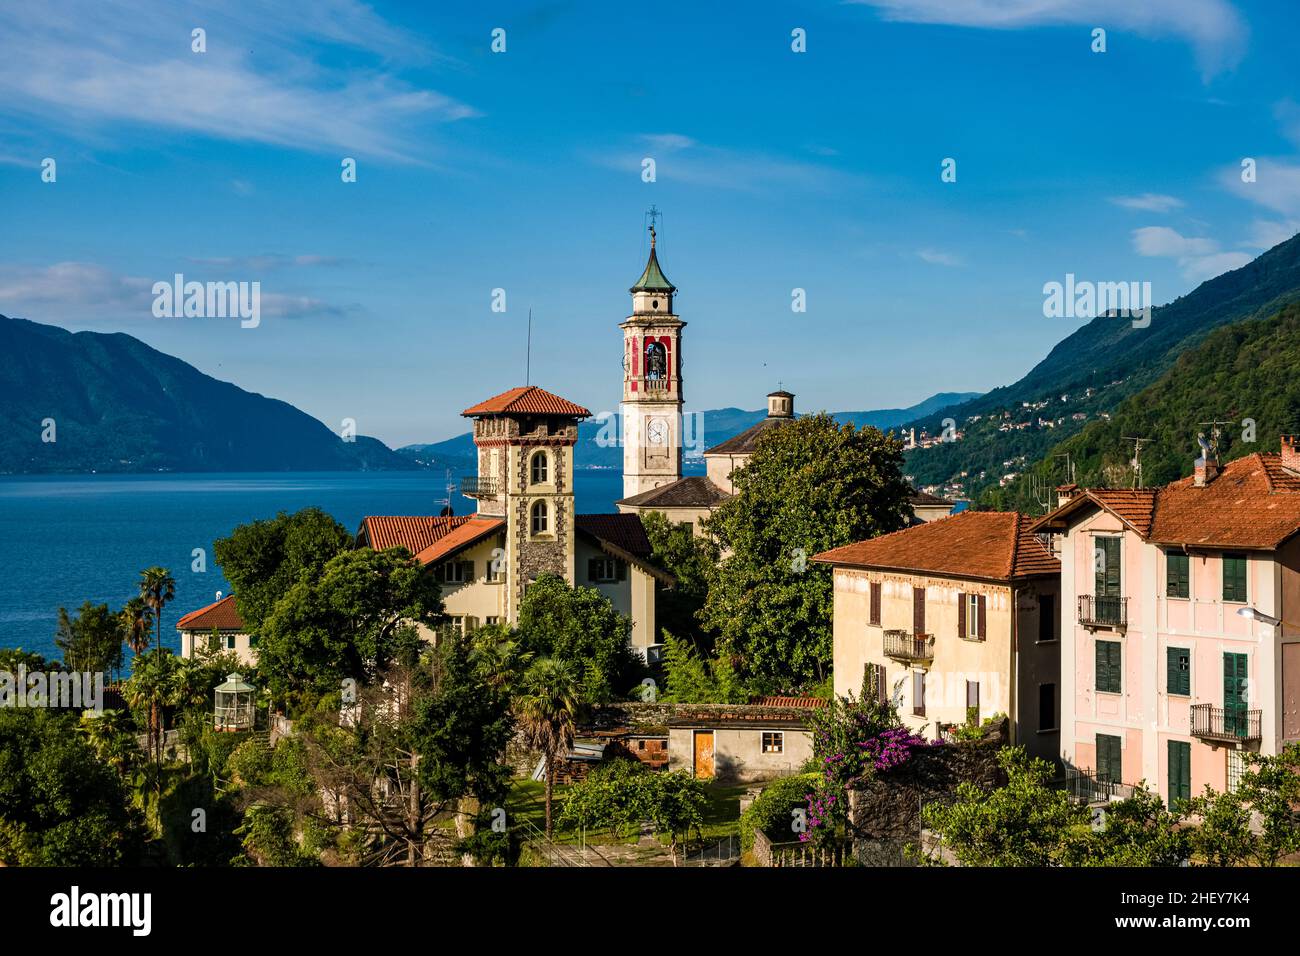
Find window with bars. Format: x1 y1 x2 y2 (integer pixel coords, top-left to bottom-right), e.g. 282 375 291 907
1222 554 1247 603
1227 750 1246 793
1096 640 1122 694
1166 646 1191 696
1166 552 1190 598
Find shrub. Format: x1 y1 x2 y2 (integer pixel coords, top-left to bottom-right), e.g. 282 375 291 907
739 772 820 852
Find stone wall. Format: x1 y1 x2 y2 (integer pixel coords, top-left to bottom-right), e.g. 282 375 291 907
846 716 1008 842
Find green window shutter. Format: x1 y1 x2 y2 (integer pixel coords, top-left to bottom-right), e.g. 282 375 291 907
1166 552 1189 598
1096 640 1121 694
1097 733 1122 782
1222 554 1247 603
1095 537 1121 597
1166 647 1190 696
1167 740 1191 803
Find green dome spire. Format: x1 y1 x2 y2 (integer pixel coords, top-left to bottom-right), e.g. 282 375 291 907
630 226 676 293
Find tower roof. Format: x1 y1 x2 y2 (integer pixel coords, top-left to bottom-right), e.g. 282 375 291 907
630 231 676 293
461 386 591 418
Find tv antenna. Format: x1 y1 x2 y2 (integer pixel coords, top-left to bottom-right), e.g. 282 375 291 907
1122 437 1151 488
1195 420 1233 458
1053 452 1076 485
438 468 455 517
1028 473 1052 515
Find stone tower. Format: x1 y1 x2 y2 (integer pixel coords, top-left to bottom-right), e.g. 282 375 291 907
621 223 685 500
461 386 591 620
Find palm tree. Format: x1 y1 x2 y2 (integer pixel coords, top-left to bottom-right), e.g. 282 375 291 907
514 657 579 839
138 567 176 653
120 597 154 657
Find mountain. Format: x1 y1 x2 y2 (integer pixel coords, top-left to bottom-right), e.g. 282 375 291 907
902 232 1300 498
397 391 982 471
985 300 1300 510
0 315 416 473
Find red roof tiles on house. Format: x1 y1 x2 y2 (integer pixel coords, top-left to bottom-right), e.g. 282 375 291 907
1031 453 1300 550
413 517 505 565
812 510 1059 582
461 386 591 418
176 594 244 631
751 696 829 709
360 514 503 565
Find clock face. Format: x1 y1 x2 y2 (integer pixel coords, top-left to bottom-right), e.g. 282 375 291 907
647 418 668 445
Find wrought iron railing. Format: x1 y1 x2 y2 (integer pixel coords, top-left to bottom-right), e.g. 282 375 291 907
1190 704 1261 742
1060 766 1133 804
884 629 935 662
460 476 498 499
1078 594 1127 628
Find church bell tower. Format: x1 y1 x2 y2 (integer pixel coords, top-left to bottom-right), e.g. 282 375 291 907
621 217 685 500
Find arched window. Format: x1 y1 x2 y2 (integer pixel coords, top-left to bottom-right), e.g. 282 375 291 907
530 450 548 485
645 341 667 380
531 500 549 536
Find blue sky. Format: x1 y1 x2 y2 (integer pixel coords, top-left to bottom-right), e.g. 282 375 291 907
2 0 1298 447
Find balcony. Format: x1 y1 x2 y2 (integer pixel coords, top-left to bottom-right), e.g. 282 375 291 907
460 476 499 499
883 630 934 664
1078 594 1127 629
1190 704 1261 743
1060 766 1134 804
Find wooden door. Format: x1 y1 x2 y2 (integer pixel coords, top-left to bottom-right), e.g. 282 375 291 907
693 730 715 780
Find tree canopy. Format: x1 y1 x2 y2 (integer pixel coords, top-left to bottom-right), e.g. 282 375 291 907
701 413 913 689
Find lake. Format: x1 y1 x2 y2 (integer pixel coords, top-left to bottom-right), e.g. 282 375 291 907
0 469 630 660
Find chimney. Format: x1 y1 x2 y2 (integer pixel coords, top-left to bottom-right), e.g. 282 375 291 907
1056 483 1078 505
1282 435 1300 474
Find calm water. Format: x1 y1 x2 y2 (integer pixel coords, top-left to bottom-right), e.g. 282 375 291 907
0 469 627 660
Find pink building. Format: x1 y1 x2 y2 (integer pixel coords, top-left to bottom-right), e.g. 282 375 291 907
1033 439 1300 803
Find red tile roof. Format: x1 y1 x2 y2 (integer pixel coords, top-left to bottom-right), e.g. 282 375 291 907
1032 453 1300 550
751 696 829 709
812 511 1059 582
462 386 591 418
359 514 503 565
176 594 244 631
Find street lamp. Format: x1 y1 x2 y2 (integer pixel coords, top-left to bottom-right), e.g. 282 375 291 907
1236 606 1281 627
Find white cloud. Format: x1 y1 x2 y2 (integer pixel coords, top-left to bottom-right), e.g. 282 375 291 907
916 248 964 267
0 0 475 163
850 0 1248 76
589 133 856 194
1244 219 1300 250
1221 158 1300 217
1131 226 1249 281
0 261 352 322
1108 193 1185 213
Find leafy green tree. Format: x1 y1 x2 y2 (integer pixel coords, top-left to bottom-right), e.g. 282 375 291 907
119 596 154 657
701 413 913 689
515 657 579 839
138 566 176 653
558 759 706 864
1065 786 1192 866
78 709 142 779
739 772 821 852
658 632 747 703
213 507 351 632
646 771 708 865
255 547 443 702
123 647 181 779
923 748 1090 866
517 573 639 703
1186 743 1300 866
55 601 124 678
640 510 719 646
0 709 146 866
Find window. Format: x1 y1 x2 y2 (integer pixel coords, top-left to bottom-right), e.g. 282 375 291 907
1038 683 1056 732
1166 646 1191 696
488 558 504 583
761 732 784 754
638 740 646 751
682 523 693 536
1096 733 1122 783
1222 553 1247 603
530 500 549 535
249 635 259 648
957 591 985 640
868 582 881 626
1096 639 1122 694
1166 552 1190 599
913 671 926 717
1168 740 1191 804
587 557 620 583
965 680 980 724
485 616 501 626
912 585 926 634
439 560 474 584
1094 536 1121 596
226 634 236 650
873 665 887 707
530 451 548 486
645 341 667 380
1227 750 1246 793
1038 594 1055 642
